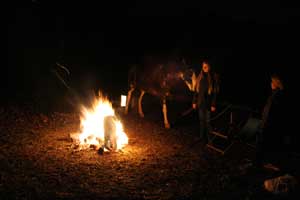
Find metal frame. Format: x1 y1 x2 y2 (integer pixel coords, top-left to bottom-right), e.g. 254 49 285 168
206 112 235 155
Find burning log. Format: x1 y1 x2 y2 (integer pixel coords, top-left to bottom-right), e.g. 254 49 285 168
103 116 117 151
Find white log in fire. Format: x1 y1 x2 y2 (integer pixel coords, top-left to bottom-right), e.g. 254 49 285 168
70 94 128 151
121 95 127 107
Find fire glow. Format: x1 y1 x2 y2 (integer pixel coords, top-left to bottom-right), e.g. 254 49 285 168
71 94 128 151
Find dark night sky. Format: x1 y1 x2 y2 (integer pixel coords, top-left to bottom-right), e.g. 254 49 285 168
6 0 299 110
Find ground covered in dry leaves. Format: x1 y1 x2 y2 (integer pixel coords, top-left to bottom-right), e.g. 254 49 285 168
1 105 299 200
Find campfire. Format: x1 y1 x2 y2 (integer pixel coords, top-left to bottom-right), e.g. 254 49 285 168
71 93 128 152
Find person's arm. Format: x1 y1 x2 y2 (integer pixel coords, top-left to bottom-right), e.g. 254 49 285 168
211 93 216 112
192 91 198 109
210 73 219 111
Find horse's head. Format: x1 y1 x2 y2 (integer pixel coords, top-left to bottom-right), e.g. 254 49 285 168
178 68 197 92
156 64 197 102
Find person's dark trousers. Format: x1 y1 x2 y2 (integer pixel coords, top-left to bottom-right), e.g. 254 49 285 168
255 129 264 167
198 108 211 144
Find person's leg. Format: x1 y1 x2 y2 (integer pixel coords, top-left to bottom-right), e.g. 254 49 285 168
255 129 264 167
199 108 209 144
206 111 212 143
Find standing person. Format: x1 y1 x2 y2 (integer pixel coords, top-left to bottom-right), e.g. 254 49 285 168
255 74 285 168
193 60 219 144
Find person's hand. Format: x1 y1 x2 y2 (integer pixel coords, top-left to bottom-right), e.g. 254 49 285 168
192 103 197 109
211 106 216 112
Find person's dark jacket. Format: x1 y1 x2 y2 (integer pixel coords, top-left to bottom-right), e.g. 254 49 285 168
261 88 286 147
193 72 219 110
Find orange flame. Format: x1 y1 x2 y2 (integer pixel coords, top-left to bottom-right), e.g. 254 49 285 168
72 94 128 151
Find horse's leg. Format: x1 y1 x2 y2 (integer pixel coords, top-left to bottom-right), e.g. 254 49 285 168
181 71 197 92
138 90 145 118
162 97 170 129
125 87 135 114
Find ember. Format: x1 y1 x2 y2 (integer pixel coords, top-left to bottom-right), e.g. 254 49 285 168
70 93 128 151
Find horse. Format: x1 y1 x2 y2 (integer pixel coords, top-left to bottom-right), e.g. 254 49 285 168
124 56 197 128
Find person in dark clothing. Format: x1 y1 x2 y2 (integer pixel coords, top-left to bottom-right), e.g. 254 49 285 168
256 74 285 168
192 60 219 144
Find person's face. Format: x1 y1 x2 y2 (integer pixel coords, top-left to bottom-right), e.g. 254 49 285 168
202 63 210 73
271 78 282 90
271 78 278 90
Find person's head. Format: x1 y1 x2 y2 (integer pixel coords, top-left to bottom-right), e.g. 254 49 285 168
202 60 211 73
271 74 284 90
